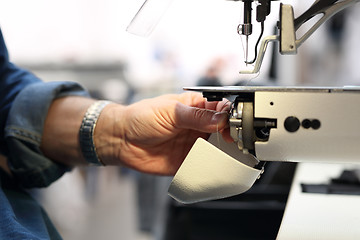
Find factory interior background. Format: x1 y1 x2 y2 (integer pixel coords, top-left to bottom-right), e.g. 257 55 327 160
1 0 360 239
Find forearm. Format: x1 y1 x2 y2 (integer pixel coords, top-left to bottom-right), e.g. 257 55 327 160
40 96 97 166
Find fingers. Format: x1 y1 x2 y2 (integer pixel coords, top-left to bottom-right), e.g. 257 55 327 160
178 92 232 113
175 103 229 133
220 127 234 143
178 92 206 108
216 99 231 112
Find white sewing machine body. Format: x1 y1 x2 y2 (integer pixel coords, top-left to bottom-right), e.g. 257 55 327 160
187 86 360 165
254 89 360 163
168 86 360 204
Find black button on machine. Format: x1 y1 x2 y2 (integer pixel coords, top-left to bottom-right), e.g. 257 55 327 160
302 119 311 129
284 116 300 132
311 119 321 130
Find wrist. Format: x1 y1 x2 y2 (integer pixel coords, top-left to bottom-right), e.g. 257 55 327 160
41 96 96 166
93 103 127 166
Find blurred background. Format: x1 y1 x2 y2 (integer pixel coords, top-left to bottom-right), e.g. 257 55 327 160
1 0 360 239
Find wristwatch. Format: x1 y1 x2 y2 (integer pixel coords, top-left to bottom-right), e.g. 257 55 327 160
79 100 111 166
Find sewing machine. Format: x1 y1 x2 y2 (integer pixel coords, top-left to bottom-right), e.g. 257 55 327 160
190 1 360 160
128 0 360 204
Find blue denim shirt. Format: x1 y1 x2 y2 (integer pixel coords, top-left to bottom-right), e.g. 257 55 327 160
5 82 89 187
0 28 90 239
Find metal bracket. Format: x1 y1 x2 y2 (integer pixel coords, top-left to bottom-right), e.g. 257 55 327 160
240 0 360 74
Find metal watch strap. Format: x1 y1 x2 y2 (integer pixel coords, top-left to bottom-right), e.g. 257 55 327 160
79 100 111 166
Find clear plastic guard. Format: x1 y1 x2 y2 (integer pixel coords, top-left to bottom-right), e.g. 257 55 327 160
126 0 175 37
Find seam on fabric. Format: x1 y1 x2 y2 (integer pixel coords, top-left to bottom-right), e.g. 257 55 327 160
4 126 41 145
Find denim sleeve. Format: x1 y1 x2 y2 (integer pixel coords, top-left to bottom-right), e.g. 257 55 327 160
4 82 90 188
0 28 43 154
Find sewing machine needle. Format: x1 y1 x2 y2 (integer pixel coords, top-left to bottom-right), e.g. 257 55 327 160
245 35 249 66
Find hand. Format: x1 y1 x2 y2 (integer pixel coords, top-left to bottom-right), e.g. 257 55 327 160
95 92 231 175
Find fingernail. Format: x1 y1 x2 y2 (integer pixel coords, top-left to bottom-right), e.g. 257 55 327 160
211 112 228 125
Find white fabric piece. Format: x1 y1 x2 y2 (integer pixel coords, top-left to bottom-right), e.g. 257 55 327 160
207 133 260 168
168 137 262 204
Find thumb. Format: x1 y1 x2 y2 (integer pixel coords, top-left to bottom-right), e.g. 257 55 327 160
176 104 228 133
